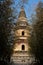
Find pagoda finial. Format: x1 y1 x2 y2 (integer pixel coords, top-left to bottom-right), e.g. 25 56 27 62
18 6 26 18
21 6 24 9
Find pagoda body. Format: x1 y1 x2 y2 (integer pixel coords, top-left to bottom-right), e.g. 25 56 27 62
11 7 35 65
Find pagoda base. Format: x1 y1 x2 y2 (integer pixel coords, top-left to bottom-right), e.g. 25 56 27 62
11 51 35 65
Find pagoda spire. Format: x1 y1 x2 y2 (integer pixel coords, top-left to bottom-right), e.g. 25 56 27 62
18 7 26 18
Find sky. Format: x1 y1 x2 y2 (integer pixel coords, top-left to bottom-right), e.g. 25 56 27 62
11 0 43 23
0 0 43 19
25 0 43 18
14 0 43 18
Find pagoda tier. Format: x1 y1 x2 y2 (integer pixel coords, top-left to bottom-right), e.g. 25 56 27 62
13 39 28 43
13 36 31 44
14 35 31 39
14 25 31 31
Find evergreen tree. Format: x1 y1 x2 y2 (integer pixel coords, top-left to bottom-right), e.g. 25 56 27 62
0 0 13 63
34 2 43 64
29 1 43 65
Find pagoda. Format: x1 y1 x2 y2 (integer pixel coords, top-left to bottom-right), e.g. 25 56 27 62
11 7 35 65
